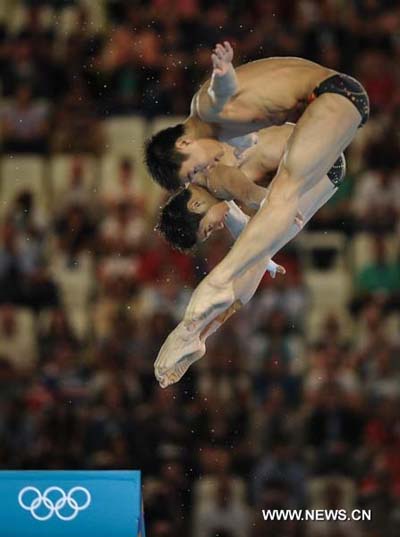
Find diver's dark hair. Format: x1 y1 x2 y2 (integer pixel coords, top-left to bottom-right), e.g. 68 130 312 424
144 124 187 191
157 188 203 252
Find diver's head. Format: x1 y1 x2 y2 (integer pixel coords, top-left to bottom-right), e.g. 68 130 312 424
157 185 229 252
145 124 223 191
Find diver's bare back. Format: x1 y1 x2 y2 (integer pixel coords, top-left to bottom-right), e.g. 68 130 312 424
192 57 334 136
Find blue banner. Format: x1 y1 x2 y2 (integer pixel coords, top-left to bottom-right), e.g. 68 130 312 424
0 470 145 536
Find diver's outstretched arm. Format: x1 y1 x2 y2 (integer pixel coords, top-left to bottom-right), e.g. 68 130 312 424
207 41 237 111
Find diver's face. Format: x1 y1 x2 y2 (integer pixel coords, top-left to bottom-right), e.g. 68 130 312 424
186 185 229 242
177 138 223 185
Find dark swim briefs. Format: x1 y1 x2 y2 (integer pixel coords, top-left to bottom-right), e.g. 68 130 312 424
327 152 346 188
309 73 370 127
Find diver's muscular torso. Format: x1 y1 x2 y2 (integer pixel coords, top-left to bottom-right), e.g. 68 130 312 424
191 57 334 139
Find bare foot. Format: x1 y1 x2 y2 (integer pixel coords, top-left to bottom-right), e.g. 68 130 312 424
155 277 235 388
158 348 206 388
154 323 206 388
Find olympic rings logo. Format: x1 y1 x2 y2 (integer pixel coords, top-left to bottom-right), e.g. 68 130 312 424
18 486 91 521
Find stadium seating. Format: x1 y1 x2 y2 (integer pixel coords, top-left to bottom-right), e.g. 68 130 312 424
99 154 144 198
103 116 146 158
49 252 94 337
49 155 98 205
351 232 399 272
0 156 48 217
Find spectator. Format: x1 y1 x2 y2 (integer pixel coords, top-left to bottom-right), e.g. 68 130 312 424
0 222 26 305
0 33 39 96
99 201 146 255
54 204 96 259
39 308 80 357
193 475 250 537
0 220 57 310
252 436 307 508
253 350 300 407
0 305 37 372
307 478 362 537
51 79 104 154
252 387 301 454
306 382 364 475
304 343 361 402
358 50 397 114
352 143 400 232
7 190 46 233
1 84 49 153
56 157 95 210
101 158 144 210
353 237 400 310
365 347 400 399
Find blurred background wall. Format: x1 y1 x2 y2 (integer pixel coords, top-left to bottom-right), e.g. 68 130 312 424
0 1 399 536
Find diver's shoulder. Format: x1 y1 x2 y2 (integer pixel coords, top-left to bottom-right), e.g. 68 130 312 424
240 56 335 72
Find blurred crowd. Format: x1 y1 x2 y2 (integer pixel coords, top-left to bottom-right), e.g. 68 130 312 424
1 0 400 125
0 1 400 536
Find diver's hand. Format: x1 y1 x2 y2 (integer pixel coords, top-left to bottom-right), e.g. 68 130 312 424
211 41 234 77
266 260 286 279
234 133 259 161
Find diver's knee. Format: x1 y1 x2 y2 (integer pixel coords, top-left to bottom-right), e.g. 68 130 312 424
270 164 302 203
